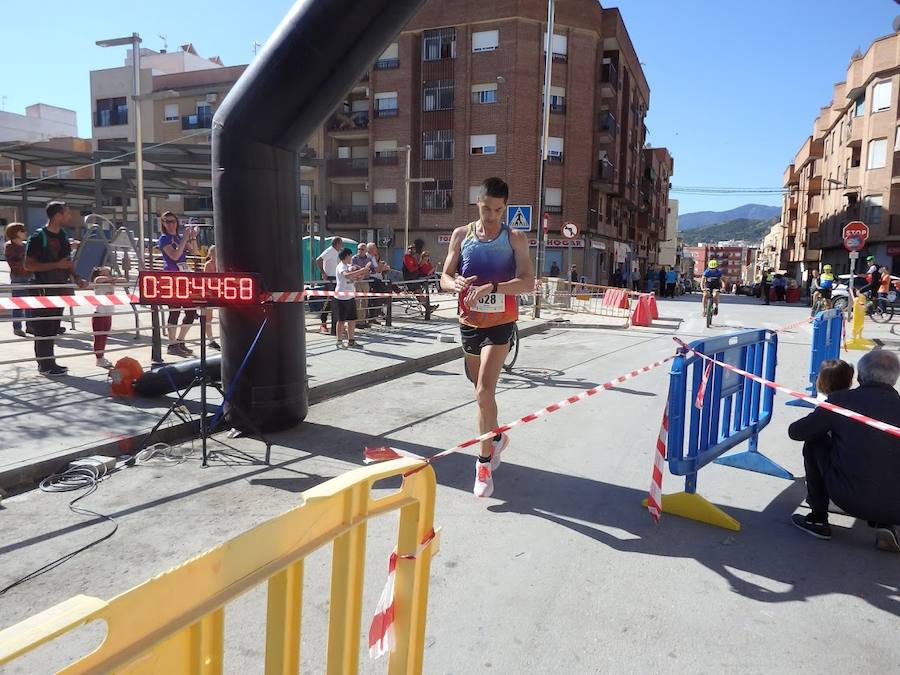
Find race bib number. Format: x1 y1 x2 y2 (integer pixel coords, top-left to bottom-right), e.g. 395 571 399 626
177 262 190 272
474 293 506 313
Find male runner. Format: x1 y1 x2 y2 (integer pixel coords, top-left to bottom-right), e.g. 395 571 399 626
441 177 534 498
700 258 723 316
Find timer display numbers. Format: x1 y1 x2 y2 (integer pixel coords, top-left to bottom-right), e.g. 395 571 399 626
138 271 260 307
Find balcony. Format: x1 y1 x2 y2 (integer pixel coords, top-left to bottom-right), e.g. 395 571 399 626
373 150 399 166
550 102 566 114
597 112 617 143
327 111 370 134
181 112 213 130
807 212 820 230
374 58 399 70
547 154 564 164
328 206 368 223
327 157 369 178
892 151 900 180
544 205 562 214
374 107 399 118
783 163 799 188
600 63 618 97
94 110 128 127
373 203 399 214
807 175 822 196
788 194 798 213
795 136 824 167
421 189 453 211
595 161 618 194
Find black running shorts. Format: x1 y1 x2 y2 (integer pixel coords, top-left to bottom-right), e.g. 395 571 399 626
460 322 515 357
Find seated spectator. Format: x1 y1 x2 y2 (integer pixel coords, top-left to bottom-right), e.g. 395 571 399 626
788 350 900 552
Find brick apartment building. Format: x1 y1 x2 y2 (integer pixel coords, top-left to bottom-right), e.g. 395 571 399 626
319 0 672 280
686 244 755 286
781 29 900 280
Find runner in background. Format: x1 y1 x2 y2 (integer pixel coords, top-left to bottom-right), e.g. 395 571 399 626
440 177 535 498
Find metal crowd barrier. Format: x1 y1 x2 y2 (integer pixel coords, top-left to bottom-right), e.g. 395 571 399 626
537 278 634 323
786 308 844 408
0 458 440 674
660 329 789 531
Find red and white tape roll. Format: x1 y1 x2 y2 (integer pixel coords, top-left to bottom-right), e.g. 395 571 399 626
673 337 900 439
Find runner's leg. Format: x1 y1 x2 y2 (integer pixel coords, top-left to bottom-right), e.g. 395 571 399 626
475 342 509 459
464 353 479 385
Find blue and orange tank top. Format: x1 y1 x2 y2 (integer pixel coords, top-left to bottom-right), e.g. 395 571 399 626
458 221 518 328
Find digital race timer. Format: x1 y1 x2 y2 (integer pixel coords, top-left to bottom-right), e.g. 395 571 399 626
138 271 261 307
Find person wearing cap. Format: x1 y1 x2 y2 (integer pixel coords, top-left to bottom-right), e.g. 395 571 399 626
701 258 723 316
858 255 880 296
811 264 835 311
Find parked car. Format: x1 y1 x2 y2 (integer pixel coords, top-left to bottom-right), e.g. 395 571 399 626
831 273 900 311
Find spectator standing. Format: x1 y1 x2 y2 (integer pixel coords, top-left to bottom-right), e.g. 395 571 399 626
4 222 31 337
366 242 390 323
89 265 124 369
315 236 343 334
632 265 642 292
665 266 677 298
549 261 560 277
334 248 370 349
402 245 420 281
788 350 900 552
351 243 373 327
23 201 82 376
158 211 200 356
774 273 786 302
657 266 666 294
761 269 772 305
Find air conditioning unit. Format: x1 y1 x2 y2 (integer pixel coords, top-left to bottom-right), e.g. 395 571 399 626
206 93 218 103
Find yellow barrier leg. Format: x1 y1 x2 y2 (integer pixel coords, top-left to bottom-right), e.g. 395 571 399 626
845 294 875 350
642 492 741 531
265 560 303 675
189 606 224 674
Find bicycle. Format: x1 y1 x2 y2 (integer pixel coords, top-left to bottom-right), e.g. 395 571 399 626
863 290 895 323
702 288 719 328
810 291 832 317
503 322 520 372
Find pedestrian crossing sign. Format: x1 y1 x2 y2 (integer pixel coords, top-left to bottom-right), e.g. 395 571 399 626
506 205 532 231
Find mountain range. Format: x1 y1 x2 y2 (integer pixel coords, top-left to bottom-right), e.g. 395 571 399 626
679 218 778 247
677 204 781 231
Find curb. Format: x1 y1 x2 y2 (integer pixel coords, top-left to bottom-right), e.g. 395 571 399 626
0 320 551 494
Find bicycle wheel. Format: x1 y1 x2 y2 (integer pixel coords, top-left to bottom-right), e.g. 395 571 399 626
503 323 519 372
705 299 713 328
870 300 894 323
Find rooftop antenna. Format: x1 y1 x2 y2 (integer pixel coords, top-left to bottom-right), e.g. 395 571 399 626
0 96 6 111
252 40 262 57
158 33 168 52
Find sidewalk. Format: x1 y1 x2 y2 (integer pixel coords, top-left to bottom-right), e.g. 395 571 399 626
0 299 549 491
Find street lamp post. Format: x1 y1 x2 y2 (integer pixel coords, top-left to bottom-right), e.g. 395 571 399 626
400 145 435 251
533 0 555 318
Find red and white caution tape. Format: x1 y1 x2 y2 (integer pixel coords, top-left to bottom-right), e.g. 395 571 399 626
695 362 713 409
673 337 900 439
368 528 436 659
647 404 668 524
0 292 138 311
364 354 677 468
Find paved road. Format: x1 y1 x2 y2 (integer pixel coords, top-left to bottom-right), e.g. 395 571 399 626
1 295 898 673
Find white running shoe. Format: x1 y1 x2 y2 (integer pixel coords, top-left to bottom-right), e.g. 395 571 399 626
490 433 509 471
473 460 494 498
96 357 113 369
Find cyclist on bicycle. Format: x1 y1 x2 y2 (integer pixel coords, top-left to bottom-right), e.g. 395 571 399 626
811 264 834 311
701 259 723 317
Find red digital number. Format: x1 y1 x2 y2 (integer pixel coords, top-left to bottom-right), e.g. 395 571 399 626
142 274 158 300
174 274 190 300
190 275 205 298
223 276 238 300
239 277 255 301
207 276 222 297
159 274 174 299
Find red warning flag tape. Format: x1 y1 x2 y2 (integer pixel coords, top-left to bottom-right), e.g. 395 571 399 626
647 404 669 524
0 292 138 311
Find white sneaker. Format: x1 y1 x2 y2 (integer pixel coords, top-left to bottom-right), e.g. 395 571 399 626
490 433 509 471
474 460 494 498
96 357 113 369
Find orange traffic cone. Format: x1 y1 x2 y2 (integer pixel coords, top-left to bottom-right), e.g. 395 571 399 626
630 294 652 327
617 289 631 310
648 292 660 320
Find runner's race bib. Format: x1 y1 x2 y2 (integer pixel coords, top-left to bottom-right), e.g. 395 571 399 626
474 292 505 313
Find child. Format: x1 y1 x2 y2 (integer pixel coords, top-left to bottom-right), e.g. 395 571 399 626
90 266 125 369
203 246 220 350
334 248 370 349
816 359 854 399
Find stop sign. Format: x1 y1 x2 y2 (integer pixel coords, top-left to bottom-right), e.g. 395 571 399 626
842 221 869 252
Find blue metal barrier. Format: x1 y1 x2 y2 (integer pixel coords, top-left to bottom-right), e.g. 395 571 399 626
786 308 843 408
658 329 791 530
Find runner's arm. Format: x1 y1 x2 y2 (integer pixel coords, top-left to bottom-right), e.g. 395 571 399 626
499 229 534 295
440 227 475 293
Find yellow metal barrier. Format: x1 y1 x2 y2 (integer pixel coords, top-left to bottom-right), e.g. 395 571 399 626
0 458 439 674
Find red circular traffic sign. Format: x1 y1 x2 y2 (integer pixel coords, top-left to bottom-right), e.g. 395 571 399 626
561 222 580 239
842 221 869 252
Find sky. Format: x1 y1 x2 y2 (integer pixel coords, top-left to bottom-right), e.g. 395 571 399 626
2 0 899 215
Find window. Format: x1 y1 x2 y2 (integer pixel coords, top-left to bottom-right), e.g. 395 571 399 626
872 80 892 113
546 136 564 163
546 33 567 62
544 187 562 213
867 138 886 169
469 185 481 204
471 83 498 105
472 30 499 52
895 125 900 152
550 86 566 113
373 188 397 203
422 179 453 210
470 134 497 155
300 184 311 212
423 79 454 111
375 42 399 69
375 91 398 117
0 171 12 188
424 130 454 160
854 94 866 117
164 103 179 122
40 168 50 178
423 27 456 61
374 139 399 164
95 96 128 127
864 194 883 224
